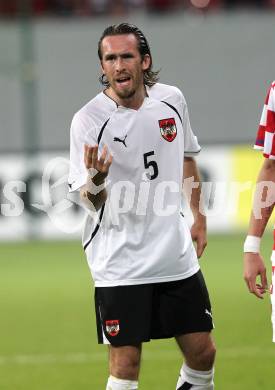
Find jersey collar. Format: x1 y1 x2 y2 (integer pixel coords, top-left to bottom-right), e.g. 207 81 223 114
102 89 150 112
102 90 119 108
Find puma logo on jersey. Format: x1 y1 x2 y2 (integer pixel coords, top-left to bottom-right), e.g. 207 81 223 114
205 309 212 318
68 181 75 189
113 135 127 147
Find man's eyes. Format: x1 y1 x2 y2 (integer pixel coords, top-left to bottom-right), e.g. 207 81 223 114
105 55 116 61
105 54 134 61
122 54 134 59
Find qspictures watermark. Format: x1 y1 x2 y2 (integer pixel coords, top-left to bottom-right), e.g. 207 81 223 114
0 156 275 232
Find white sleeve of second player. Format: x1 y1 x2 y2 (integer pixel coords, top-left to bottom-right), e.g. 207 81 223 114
68 113 97 193
181 95 201 157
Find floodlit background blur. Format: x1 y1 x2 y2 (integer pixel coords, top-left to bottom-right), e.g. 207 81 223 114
1 2 275 390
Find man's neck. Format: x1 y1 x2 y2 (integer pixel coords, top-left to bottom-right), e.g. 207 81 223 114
106 86 147 110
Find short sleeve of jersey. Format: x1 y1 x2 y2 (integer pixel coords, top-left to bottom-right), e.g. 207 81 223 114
68 112 97 192
148 83 201 156
254 82 275 159
180 93 201 157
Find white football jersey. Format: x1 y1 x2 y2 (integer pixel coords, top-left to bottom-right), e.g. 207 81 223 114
69 83 201 287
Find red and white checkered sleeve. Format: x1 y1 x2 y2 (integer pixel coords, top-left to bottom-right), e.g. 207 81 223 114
254 82 275 159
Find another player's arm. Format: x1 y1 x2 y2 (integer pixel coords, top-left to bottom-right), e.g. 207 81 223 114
183 156 207 258
80 144 113 211
244 158 275 298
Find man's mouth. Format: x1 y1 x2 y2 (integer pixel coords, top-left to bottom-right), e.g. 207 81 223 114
116 76 131 85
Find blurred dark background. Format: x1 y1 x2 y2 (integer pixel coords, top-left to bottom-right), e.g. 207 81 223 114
0 0 275 18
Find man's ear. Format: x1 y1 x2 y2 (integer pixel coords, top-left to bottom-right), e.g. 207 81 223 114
142 54 151 71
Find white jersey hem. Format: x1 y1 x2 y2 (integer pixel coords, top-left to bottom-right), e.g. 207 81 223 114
94 264 200 287
184 148 201 157
253 145 263 150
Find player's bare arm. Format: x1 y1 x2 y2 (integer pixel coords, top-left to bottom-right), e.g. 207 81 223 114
80 144 113 211
244 158 275 298
183 156 207 258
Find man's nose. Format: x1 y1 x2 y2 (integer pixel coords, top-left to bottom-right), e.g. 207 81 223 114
115 57 125 71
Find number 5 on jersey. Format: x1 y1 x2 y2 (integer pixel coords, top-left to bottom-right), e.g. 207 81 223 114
143 151 159 180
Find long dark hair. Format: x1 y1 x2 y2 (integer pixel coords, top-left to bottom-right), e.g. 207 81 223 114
98 23 160 88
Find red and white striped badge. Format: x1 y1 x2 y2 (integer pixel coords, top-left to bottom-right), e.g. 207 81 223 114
159 118 177 142
106 320 120 336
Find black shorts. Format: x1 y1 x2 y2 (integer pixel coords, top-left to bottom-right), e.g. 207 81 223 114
95 270 214 346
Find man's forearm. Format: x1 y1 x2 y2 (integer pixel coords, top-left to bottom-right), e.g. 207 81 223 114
248 159 275 237
183 156 205 220
80 187 107 211
183 156 207 257
248 206 274 238
80 172 107 211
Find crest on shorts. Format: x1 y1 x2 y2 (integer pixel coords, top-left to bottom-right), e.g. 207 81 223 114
159 118 177 142
106 320 120 336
